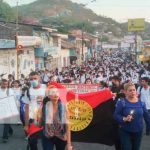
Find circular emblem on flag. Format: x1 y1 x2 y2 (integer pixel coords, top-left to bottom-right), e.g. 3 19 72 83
67 100 93 131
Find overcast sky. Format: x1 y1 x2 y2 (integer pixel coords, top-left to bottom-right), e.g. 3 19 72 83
4 0 150 22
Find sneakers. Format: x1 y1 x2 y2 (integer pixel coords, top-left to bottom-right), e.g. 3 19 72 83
9 131 13 137
9 128 13 137
0 138 8 143
3 138 8 143
24 136 28 141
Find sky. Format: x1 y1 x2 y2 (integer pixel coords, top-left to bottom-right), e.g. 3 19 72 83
4 0 150 22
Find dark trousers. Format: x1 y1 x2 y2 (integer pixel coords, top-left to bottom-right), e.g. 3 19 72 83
3 124 13 139
119 128 142 150
28 138 38 150
146 110 150 135
42 135 67 150
114 137 122 150
27 119 38 150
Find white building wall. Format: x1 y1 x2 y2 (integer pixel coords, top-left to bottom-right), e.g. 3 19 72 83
0 47 35 79
19 47 35 77
60 49 70 68
0 49 17 79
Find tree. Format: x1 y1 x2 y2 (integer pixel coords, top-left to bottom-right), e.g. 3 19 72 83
0 1 15 21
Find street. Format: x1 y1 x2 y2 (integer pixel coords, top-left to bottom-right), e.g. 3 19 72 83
0 125 150 150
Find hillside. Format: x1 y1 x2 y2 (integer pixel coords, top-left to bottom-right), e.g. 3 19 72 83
15 0 124 37
1 0 148 39
0 1 15 21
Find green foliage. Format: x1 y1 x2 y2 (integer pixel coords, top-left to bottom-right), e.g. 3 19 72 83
0 1 15 21
100 36 109 42
9 0 150 38
17 0 121 35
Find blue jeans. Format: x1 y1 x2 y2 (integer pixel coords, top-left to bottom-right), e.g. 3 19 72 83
119 128 142 150
42 135 67 150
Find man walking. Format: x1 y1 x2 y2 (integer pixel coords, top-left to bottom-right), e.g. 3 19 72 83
23 72 46 150
138 77 150 135
0 79 14 143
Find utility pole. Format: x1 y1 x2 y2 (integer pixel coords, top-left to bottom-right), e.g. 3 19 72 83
81 25 84 64
16 1 19 79
135 31 138 63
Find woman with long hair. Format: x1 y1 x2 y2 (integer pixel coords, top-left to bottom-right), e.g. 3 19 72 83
38 85 72 150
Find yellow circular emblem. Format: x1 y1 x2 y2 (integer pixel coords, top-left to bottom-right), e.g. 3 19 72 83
67 100 93 131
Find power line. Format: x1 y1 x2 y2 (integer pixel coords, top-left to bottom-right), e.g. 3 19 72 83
0 22 17 30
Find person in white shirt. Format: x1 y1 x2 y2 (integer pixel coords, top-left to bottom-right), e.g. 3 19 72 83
42 70 50 85
137 77 150 135
0 79 14 143
8 74 14 88
11 80 22 124
11 80 22 108
23 72 46 150
80 73 86 84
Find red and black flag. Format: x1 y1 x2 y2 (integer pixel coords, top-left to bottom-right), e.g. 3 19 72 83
50 82 118 146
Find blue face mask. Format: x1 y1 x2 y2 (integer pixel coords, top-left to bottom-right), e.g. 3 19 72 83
30 80 39 87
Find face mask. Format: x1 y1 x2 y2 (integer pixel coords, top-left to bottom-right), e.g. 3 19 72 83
30 80 39 87
109 81 112 86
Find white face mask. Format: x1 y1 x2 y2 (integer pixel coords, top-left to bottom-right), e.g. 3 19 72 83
109 81 112 86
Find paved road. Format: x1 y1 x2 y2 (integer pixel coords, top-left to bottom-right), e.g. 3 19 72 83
0 125 149 150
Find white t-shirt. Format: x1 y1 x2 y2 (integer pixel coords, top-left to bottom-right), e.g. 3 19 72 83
0 88 14 98
12 88 21 100
22 84 46 119
138 86 150 110
42 74 50 82
12 88 22 107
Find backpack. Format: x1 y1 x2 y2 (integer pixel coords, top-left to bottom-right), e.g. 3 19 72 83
20 86 31 101
20 86 31 125
138 86 150 98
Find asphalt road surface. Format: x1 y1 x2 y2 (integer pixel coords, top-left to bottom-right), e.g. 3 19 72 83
0 125 150 150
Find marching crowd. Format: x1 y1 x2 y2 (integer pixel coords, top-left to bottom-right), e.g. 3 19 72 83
0 49 150 150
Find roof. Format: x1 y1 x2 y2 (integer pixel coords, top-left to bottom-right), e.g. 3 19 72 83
0 39 15 49
51 33 68 39
0 20 54 29
61 40 76 49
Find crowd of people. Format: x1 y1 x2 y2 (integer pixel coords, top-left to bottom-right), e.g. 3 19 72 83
0 49 150 150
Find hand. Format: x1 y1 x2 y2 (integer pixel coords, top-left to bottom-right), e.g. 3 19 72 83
24 126 29 133
126 115 133 122
112 93 117 97
123 115 133 122
67 144 73 150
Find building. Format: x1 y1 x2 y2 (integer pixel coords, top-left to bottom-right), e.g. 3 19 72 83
139 40 150 62
0 38 38 79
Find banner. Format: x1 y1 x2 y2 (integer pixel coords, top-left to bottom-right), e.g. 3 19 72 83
50 82 118 146
0 96 20 124
18 36 41 47
143 40 150 46
128 18 145 31
62 84 98 93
